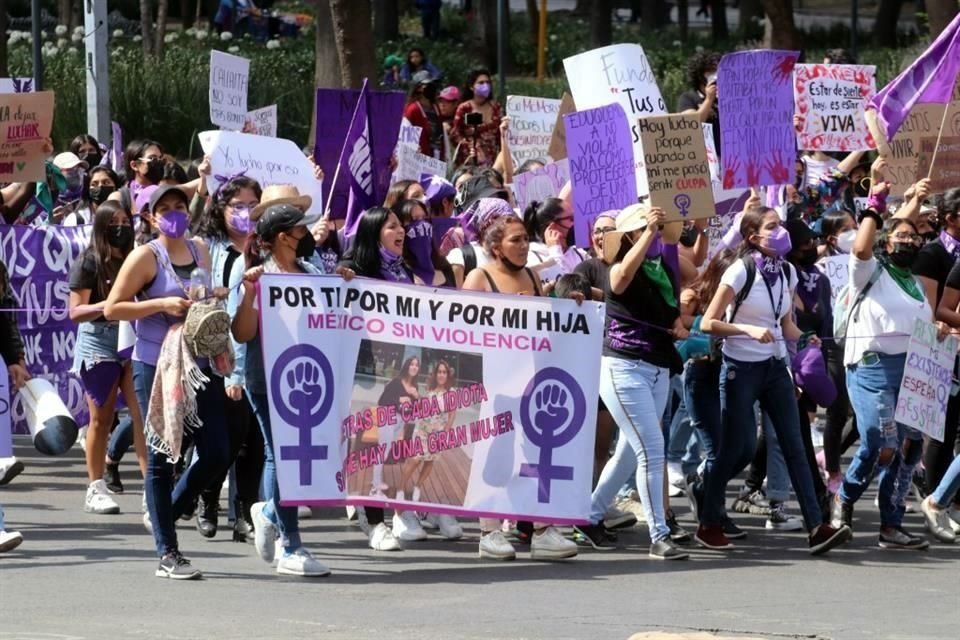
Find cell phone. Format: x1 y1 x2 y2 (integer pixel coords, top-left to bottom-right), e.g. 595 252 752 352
465 112 483 127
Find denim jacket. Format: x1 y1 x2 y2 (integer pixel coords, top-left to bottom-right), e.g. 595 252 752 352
207 235 247 388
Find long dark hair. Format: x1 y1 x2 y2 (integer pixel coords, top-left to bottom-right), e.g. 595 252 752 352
69 134 99 156
83 166 120 207
693 249 737 312
736 206 776 257
196 176 263 240
341 207 408 278
399 356 420 383
427 359 454 392
384 180 416 213
88 200 134 300
523 198 565 243
464 67 493 101
122 139 163 184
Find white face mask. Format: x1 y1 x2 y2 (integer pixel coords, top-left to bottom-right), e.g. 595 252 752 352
836 229 856 254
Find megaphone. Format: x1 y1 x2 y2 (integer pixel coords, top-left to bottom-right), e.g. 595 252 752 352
20 378 79 455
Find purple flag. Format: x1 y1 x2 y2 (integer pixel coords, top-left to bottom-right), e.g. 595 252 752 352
404 219 436 285
718 50 800 189
870 13 960 143
333 80 379 236
110 121 123 173
314 86 405 225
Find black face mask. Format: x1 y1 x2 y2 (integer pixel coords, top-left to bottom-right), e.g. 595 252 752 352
81 152 102 168
922 230 938 243
889 242 920 268
294 232 316 259
107 225 133 249
88 185 115 205
796 246 818 267
565 226 576 248
499 254 526 272
143 158 165 184
679 225 698 248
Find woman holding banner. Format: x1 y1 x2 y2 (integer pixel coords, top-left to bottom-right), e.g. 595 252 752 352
69 200 146 516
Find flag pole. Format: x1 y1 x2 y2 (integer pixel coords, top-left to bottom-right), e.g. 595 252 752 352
925 76 960 181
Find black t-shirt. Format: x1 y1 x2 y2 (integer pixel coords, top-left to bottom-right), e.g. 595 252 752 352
912 238 956 305
943 255 960 293
574 258 609 292
68 251 123 319
677 89 720 153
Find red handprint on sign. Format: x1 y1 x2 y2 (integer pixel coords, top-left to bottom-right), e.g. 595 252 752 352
746 160 761 187
766 153 790 185
773 55 797 84
723 158 742 189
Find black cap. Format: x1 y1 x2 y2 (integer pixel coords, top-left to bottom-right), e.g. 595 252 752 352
786 217 817 248
148 184 189 214
458 175 508 212
256 203 306 240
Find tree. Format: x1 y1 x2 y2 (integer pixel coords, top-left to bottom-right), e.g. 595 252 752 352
0 9 7 78
873 0 903 46
473 0 500 71
329 0 377 89
761 0 800 49
590 0 612 47
573 0 591 16
710 0 728 40
927 0 959 38
526 0 540 45
311 0 343 146
640 0 670 30
738 0 764 38
155 0 171 58
373 0 399 42
140 0 155 57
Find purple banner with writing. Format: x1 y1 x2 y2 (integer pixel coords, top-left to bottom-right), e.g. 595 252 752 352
565 104 637 250
0 224 89 433
313 88 406 221
718 50 800 189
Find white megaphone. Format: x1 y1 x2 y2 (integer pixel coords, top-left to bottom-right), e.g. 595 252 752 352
20 378 79 455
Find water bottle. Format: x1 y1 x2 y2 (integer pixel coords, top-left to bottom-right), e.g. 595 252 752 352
188 267 210 301
878 403 896 442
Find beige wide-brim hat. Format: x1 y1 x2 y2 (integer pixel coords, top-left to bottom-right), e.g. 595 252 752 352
251 184 313 221
602 202 651 264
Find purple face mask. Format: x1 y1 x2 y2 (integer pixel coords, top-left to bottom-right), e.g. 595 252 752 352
404 220 436 285
474 82 491 98
227 206 255 235
156 210 189 239
761 225 792 258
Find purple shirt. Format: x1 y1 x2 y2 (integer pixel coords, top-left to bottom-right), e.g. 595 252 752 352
133 240 198 367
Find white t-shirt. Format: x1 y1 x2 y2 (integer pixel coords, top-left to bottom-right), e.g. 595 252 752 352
802 155 840 188
446 242 492 270
720 257 796 362
843 254 931 366
527 242 588 283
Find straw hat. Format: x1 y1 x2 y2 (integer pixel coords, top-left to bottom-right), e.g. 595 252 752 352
602 202 652 264
251 184 313 221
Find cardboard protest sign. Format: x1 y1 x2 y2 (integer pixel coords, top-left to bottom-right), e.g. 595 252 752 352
199 130 323 215
261 273 603 522
917 136 960 194
718 50 800 188
794 64 876 152
637 114 713 221
565 104 638 250
0 78 34 93
394 144 446 182
896 319 958 441
209 50 250 130
882 101 960 196
245 104 277 137
547 93 575 161
396 117 423 151
816 254 849 305
506 95 561 166
563 44 667 196
512 159 570 213
0 91 54 182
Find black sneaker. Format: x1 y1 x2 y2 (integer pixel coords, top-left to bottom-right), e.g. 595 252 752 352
104 463 123 494
0 459 24 486
809 524 852 555
684 473 703 523
722 516 747 540
155 551 202 580
878 527 930 550
732 487 771 516
649 538 690 560
831 497 853 529
666 510 692 544
572 524 617 551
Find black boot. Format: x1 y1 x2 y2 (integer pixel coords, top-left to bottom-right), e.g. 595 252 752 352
196 495 218 538
104 463 123 494
232 499 255 543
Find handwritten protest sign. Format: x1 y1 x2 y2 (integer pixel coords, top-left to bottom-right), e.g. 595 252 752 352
245 104 277 137
816 254 850 305
895 319 958 441
917 136 960 194
209 50 250 130
0 78 34 93
794 64 876 151
882 100 960 196
564 44 667 196
0 91 54 182
396 117 422 151
547 93 575 161
261 273 603 522
199 130 323 215
718 50 800 188
566 104 638 250
394 144 446 182
506 95 561 166
638 114 713 221
513 159 570 213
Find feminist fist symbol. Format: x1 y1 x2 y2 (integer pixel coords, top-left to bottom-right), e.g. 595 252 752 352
287 361 324 415
534 384 570 434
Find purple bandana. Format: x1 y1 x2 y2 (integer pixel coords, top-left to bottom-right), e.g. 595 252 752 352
754 252 785 287
404 220 437 285
379 245 412 283
941 230 960 259
459 198 514 243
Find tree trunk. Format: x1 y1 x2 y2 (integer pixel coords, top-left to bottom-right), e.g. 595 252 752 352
710 0 728 39
57 0 71 26
155 0 170 58
329 0 377 89
738 0 763 36
927 0 958 38
590 0 612 46
573 0 591 16
474 0 499 69
526 0 540 44
140 0 155 56
180 0 195 28
761 0 799 49
315 0 343 88
373 0 399 41
0 9 7 77
872 0 902 45
677 0 689 40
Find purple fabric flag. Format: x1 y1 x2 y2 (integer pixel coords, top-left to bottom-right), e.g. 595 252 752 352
565 104 637 250
718 50 800 189
334 80 378 236
110 121 123 174
404 220 437 285
869 13 960 143
314 86 406 225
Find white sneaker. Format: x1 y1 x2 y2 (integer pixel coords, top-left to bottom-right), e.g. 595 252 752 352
141 493 147 513
251 501 278 563
84 480 120 515
0 457 24 485
434 514 463 540
369 522 402 551
765 502 804 531
411 485 422 502
276 547 331 577
949 508 960 535
0 529 23 553
667 461 686 488
345 505 358 521
297 505 312 519
478 530 516 560
392 511 427 541
419 513 439 530
142 511 154 535
603 505 638 530
531 526 578 560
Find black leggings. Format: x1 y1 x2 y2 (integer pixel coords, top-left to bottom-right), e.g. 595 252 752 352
201 387 265 511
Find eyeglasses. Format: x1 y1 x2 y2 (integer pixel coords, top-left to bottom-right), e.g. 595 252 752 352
228 201 258 209
593 227 616 235
140 155 163 162
892 233 922 243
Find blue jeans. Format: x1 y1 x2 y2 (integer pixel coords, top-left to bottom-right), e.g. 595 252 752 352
713 356 822 530
932 454 960 508
841 352 921 528
134 360 231 557
684 358 721 523
591 356 670 542
762 411 791 503
666 372 701 474
248 391 301 552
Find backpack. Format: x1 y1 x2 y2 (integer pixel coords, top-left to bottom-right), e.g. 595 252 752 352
832 265 883 352
710 256 792 359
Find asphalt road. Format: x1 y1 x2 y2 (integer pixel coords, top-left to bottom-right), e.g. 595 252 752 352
1 437 958 640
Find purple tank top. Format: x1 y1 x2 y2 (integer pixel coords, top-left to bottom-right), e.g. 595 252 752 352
133 240 199 366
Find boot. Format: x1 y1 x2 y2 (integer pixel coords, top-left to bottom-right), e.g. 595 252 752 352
233 498 255 543
196 494 218 538
103 463 123 494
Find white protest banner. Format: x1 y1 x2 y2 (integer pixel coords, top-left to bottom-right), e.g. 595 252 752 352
199 130 323 215
0 78 34 93
245 104 277 137
396 117 423 151
563 43 667 197
394 144 447 182
512 159 570 213
895 319 958 442
506 95 561 166
794 64 876 152
816 254 849 305
260 274 603 522
209 50 250 130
